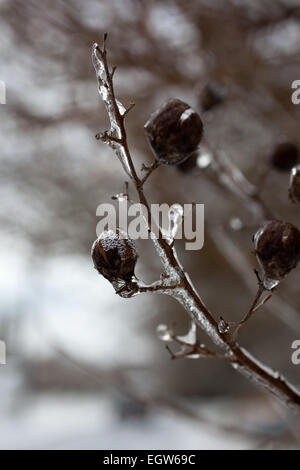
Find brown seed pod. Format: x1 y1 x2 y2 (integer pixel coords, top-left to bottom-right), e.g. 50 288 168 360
254 220 300 288
271 142 299 172
289 165 300 203
91 229 138 283
144 99 203 166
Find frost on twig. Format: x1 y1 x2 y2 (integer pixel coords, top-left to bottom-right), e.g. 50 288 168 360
159 203 184 247
157 322 229 361
140 160 160 186
92 40 134 179
217 270 274 343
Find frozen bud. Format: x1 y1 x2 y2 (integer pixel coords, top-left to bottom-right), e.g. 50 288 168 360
254 220 300 286
271 142 299 172
200 81 227 112
218 317 230 334
144 99 203 166
91 229 138 283
289 165 300 203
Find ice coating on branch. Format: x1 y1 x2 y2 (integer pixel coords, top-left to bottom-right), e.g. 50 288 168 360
116 100 126 115
176 321 197 344
92 44 116 127
91 41 300 411
115 146 133 178
218 317 230 334
169 203 184 241
232 347 300 411
161 203 184 243
186 353 201 359
92 43 132 178
100 85 108 102
173 282 226 349
150 236 181 282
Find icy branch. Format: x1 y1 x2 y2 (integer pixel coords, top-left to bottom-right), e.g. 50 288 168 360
92 42 133 179
91 37 300 414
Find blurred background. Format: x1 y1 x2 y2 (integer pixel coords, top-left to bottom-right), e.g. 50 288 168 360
0 0 300 450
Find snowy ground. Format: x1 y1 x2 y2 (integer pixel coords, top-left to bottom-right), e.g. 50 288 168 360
0 386 255 450
0 235 289 450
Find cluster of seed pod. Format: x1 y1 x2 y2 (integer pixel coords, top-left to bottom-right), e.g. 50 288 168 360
92 98 300 297
92 99 204 290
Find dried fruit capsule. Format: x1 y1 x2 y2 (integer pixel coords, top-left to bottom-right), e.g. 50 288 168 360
270 142 299 172
289 165 300 203
91 229 138 283
254 220 300 288
200 81 227 112
144 99 203 166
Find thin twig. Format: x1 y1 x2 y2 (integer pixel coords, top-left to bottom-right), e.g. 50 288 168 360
238 271 266 327
252 293 273 313
200 140 276 223
166 333 234 362
140 160 160 186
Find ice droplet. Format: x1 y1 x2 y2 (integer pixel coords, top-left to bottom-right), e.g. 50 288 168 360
117 100 126 115
176 321 197 344
100 85 108 102
168 204 184 241
218 317 229 334
156 324 173 342
173 285 225 348
263 276 280 291
112 192 127 202
186 353 201 359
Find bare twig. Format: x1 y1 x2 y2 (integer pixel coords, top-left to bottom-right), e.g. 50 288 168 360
234 270 273 334
140 160 160 186
165 329 232 361
203 142 275 223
